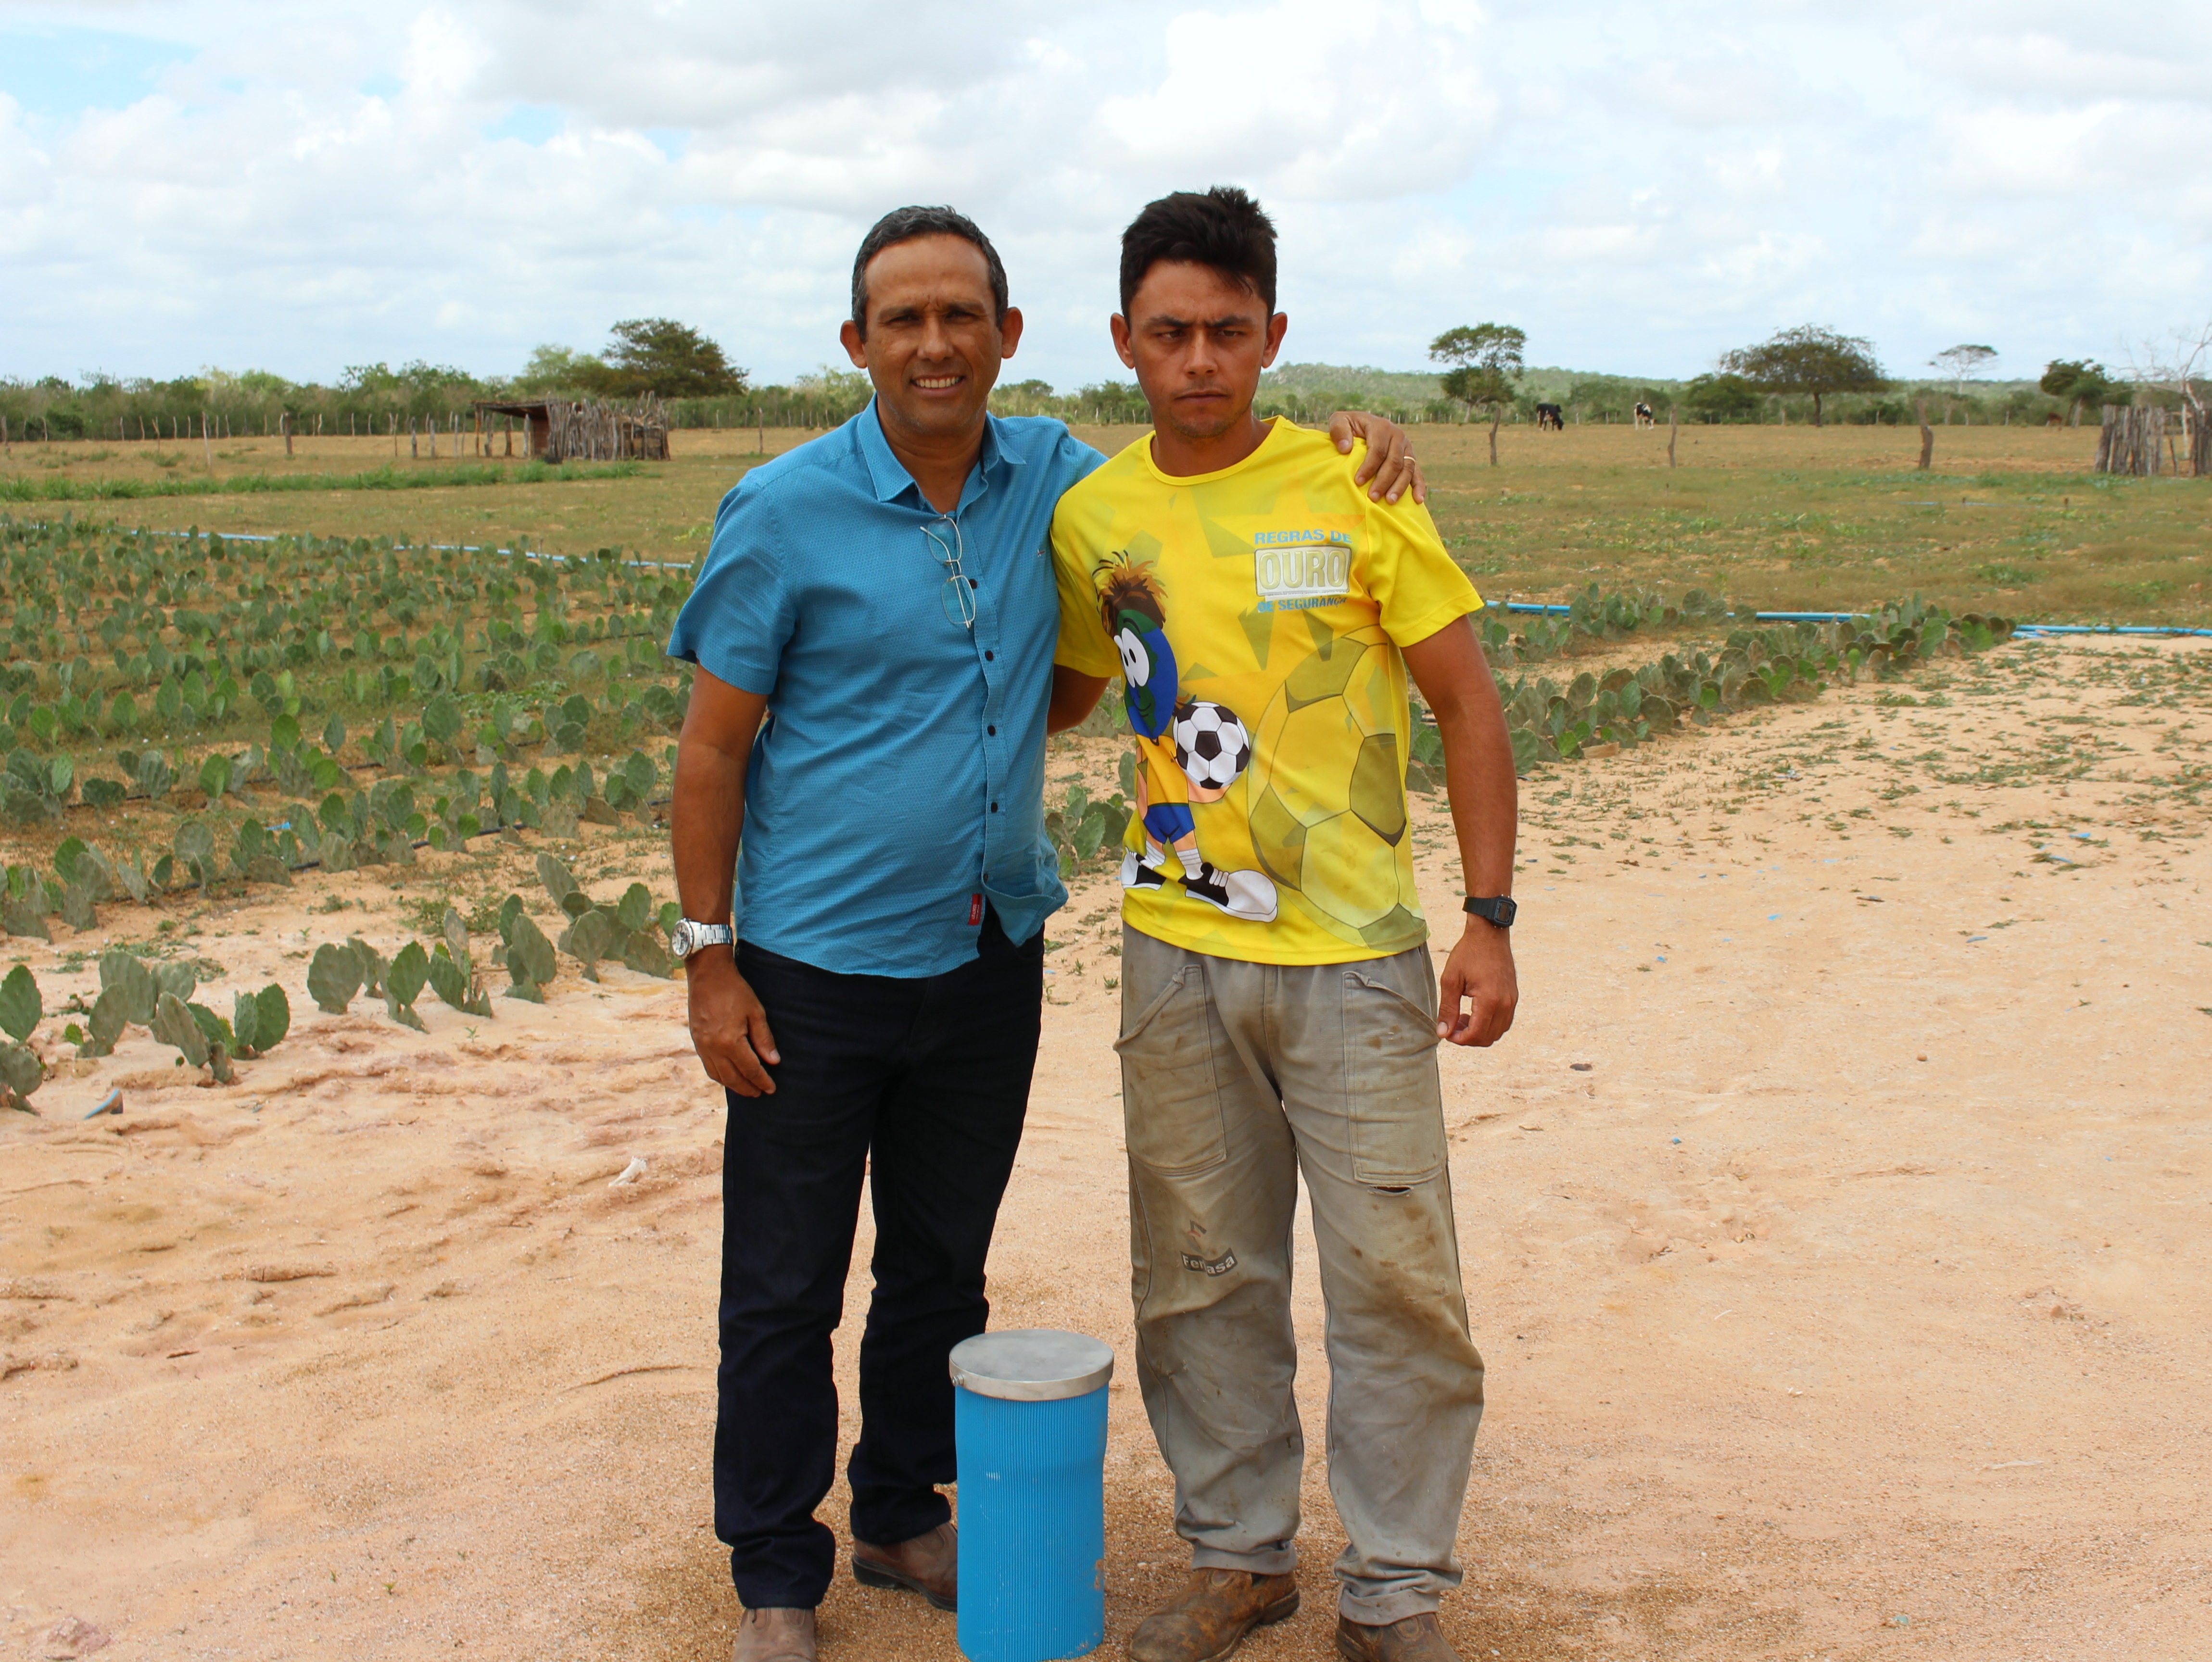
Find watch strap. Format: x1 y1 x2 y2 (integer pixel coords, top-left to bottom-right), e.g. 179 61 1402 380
1463 895 1517 928
674 919 735 955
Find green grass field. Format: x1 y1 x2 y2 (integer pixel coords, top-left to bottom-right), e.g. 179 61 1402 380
6 420 2204 627
1404 420 2212 627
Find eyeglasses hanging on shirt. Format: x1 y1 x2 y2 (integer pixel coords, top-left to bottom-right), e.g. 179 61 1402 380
922 516 978 631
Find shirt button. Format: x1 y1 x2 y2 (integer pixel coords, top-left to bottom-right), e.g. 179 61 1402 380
991 803 999 812
969 578 978 588
987 725 996 735
985 650 995 661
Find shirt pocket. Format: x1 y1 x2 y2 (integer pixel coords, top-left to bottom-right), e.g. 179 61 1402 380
1340 962 1445 1186
1112 963 1230 1176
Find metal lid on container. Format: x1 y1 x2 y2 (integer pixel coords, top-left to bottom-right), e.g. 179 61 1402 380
948 1329 1115 1403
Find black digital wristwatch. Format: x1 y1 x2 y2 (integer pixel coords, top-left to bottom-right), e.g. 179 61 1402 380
1463 895 1517 929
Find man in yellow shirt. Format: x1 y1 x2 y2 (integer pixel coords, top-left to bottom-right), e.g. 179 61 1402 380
1051 188 1520 1662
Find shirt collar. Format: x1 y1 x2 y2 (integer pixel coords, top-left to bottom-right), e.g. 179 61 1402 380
856 398 1024 511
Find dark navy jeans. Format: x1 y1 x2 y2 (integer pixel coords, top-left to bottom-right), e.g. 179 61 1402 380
714 910 1043 1610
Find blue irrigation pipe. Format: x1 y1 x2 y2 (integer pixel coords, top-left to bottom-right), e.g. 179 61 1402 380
1493 600 2212 637
1748 611 2212 634
2010 623 2212 638
21 520 693 569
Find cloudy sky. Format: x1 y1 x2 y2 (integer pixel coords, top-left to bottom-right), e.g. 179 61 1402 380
2 0 2206 391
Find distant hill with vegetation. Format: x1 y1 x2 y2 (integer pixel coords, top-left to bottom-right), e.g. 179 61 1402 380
1256 361 1693 422
1262 361 1690 402
1261 362 1446 401
1253 361 2068 426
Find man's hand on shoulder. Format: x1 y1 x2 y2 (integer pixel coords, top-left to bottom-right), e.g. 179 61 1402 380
687 950 782 1096
1325 410 1427 506
1438 920 1517 1047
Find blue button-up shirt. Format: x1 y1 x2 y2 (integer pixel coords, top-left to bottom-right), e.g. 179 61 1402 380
668 401 1105 978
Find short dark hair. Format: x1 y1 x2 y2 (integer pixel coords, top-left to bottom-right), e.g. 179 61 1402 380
1118 186 1277 319
850 205 1009 336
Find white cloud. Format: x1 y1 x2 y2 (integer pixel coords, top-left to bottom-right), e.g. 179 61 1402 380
1705 143 1786 197
0 0 2208 388
402 9 489 103
1936 101 2128 197
1093 0 1495 201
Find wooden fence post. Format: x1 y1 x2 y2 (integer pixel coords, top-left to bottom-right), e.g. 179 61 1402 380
283 411 293 457
202 412 213 469
410 416 418 460
1668 407 1678 468
1916 400 1934 471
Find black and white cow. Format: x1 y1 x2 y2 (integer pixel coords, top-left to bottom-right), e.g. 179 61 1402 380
1633 402 1656 428
1535 403 1564 431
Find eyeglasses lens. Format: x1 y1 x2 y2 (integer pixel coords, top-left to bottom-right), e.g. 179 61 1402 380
925 521 976 630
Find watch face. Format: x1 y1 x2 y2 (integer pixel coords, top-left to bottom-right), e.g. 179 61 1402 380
670 920 695 957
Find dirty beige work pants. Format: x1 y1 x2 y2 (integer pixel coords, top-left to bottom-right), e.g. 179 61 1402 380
1114 927 1486 1625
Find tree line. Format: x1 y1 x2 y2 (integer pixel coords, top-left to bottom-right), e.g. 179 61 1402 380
1 315 2174 445
1416 321 2175 443
2 319 804 443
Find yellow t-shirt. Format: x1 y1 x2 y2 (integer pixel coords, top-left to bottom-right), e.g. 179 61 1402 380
1051 418 1482 965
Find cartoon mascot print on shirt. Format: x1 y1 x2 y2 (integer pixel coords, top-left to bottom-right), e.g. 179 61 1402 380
1096 553 1277 922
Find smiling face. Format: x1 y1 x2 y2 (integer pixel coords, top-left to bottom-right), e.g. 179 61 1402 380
1111 259 1288 447
840 234 1023 448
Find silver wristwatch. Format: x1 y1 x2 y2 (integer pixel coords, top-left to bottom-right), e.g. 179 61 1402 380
669 919 735 958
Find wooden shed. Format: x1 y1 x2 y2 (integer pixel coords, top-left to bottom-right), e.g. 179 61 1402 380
473 394 669 462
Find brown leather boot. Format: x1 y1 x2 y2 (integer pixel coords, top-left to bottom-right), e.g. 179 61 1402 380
1334 1612 1460 1662
1128 1569 1300 1662
729 1606 816 1662
851 1521 957 1612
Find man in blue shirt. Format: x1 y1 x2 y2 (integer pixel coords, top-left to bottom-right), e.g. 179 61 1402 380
666 205 1419 1662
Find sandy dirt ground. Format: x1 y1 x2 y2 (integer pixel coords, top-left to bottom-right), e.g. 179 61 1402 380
3 636 2208 1662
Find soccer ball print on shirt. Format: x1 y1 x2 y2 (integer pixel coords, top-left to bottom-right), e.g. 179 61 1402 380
1172 701 1253 794
1095 552 1278 922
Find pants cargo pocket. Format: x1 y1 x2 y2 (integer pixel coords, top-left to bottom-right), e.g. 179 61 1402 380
1115 962 1231 1176
1341 963 1445 1186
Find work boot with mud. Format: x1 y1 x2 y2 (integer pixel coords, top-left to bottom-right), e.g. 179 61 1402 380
1129 1569 1300 1662
1334 1611 1460 1662
729 1606 815 1662
851 1521 958 1611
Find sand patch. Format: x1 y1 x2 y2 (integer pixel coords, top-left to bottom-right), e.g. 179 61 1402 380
1 638 2207 1660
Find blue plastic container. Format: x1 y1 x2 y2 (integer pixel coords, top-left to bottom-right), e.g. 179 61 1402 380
950 1329 1115 1662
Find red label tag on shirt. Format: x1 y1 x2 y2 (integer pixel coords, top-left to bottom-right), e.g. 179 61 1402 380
968 894 983 926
